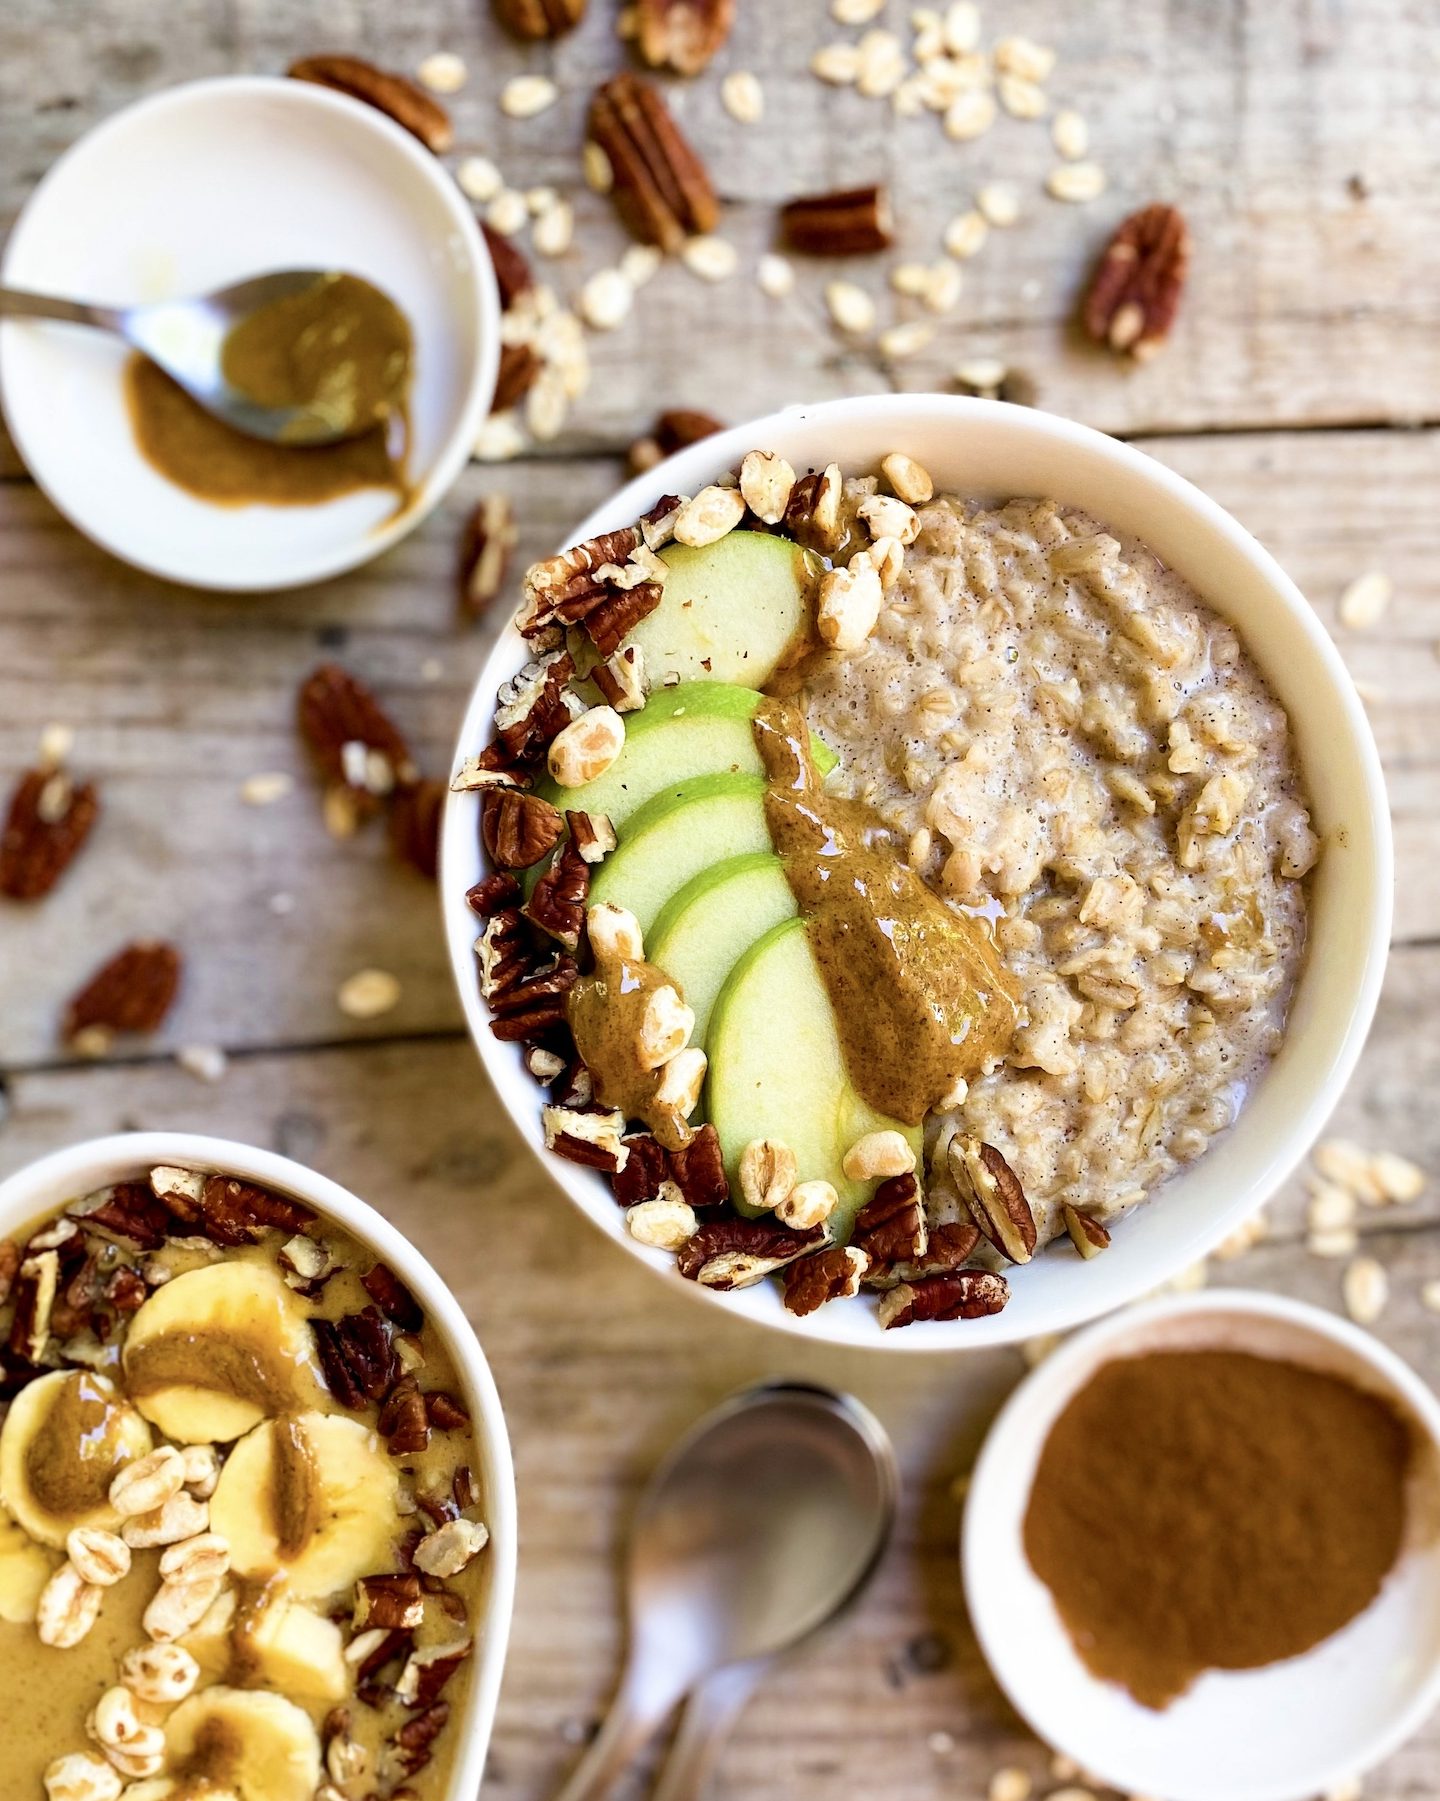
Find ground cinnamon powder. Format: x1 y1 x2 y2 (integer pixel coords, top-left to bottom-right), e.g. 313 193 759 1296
1023 1349 1414 1708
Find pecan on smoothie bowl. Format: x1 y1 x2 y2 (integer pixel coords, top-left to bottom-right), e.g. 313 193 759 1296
0 1162 491 1801
452 446 1318 1332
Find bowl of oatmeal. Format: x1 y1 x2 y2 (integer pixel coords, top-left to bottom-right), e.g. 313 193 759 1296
0 1131 515 1800
441 393 1390 1348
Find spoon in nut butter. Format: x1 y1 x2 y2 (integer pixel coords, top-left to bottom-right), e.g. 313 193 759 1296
0 269 412 445
554 1382 896 1801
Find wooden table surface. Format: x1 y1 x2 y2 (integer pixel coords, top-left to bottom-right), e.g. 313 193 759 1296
3 3 1439 1797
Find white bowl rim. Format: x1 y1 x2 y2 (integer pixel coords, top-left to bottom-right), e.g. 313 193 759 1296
440 391 1393 1352
0 74 500 593
0 1129 517 1796
960 1286 1440 1800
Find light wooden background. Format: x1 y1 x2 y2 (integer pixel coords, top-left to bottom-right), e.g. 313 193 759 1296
3 3 1439 1797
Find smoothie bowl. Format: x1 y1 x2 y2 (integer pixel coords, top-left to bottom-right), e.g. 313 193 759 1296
0 1132 515 1800
441 394 1391 1349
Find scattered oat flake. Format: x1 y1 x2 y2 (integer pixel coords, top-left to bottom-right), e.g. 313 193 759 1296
1314 1138 1384 1202
620 243 663 288
1168 1260 1208 1294
582 139 614 193
682 236 738 282
1047 162 1107 203
1421 1279 1440 1314
943 3 982 54
486 189 530 237
457 156 503 203
928 1730 957 1755
533 199 574 258
977 184 1021 227
176 1044 228 1084
37 721 74 768
1052 108 1089 159
825 281 877 335
832 0 885 19
475 410 527 462
721 70 764 124
955 356 1008 391
1048 1790 1097 1801
757 253 795 299
943 210 988 259
240 772 294 807
988 1768 1032 1801
501 75 558 119
993 34 1056 82
1309 1228 1360 1260
944 89 997 140
856 28 906 97
338 968 402 1020
998 73 1047 118
812 42 863 84
1323 1781 1363 1801
1342 1256 1388 1325
879 321 934 360
416 51 467 94
579 269 634 331
1307 1184 1358 1234
1337 570 1393 631
1050 1757 1081 1783
923 261 963 313
1371 1150 1425 1203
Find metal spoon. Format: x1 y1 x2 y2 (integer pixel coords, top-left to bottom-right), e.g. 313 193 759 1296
0 271 390 445
554 1381 897 1801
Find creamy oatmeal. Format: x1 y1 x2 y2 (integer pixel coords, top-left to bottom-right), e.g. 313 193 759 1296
804 489 1318 1247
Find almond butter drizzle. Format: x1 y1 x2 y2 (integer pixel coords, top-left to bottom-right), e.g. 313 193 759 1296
567 955 692 1150
24 1371 130 1519
269 1414 321 1560
124 1327 300 1415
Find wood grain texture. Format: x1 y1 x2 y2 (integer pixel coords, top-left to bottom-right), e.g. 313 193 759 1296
2 0 1440 1795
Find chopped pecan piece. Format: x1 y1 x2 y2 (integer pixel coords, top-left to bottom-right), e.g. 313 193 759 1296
379 1375 431 1455
781 185 894 256
852 1173 928 1266
474 909 532 1006
494 341 542 414
482 223 535 312
592 646 648 714
585 584 664 658
0 767 99 900
363 1263 425 1331
392 1701 451 1776
588 74 719 253
426 1390 471 1430
655 409 725 456
352 1625 415 1704
397 1640 472 1710
482 790 564 869
524 840 589 948
1063 1203 1111 1259
636 0 734 74
543 1105 628 1173
64 941 181 1050
566 810 616 865
355 1573 425 1631
49 1253 101 1340
1082 202 1190 361
494 0 586 37
783 1245 870 1317
298 664 416 817
612 1134 670 1208
864 1220 981 1289
784 464 843 554
460 495 519 623
520 529 642 637
492 649 580 765
639 494 685 551
949 1139 1036 1264
489 954 578 1021
675 1218 828 1290
389 778 445 880
668 1124 730 1210
453 1464 481 1511
288 56 452 153
877 1269 1010 1329
197 1174 315 1246
104 1265 148 1314
550 1055 593 1110
71 1180 172 1251
0 1242 19 1308
466 872 521 919
8 1250 59 1362
313 1307 398 1406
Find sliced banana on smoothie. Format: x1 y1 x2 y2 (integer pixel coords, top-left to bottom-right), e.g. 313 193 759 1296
123 1261 323 1444
209 1412 401 1599
163 1685 322 1801
184 1585 348 1699
0 1369 153 1547
0 1515 57 1622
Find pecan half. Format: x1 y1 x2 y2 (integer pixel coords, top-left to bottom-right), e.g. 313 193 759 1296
612 1134 671 1207
783 1245 869 1317
71 1180 172 1251
460 495 519 623
636 0 734 74
524 840 589 948
105 1265 148 1314
488 953 577 1024
586 584 664 659
390 778 445 880
863 1220 981 1289
288 56 452 153
588 74 719 253
312 1307 398 1407
520 529 642 636
1082 202 1190 361
474 909 531 1006
655 409 725 456
494 0 586 37
494 342 541 414
466 872 521 919
781 185 894 256
195 1174 315 1247
668 1124 730 1210
949 1139 1036 1264
0 767 99 900
675 1218 828 1290
482 790 564 869
361 1262 423 1331
482 224 535 313
298 664 416 817
64 941 181 1049
355 1573 425 1631
878 1269 1010 1329
852 1173 928 1266
379 1375 431 1455
1063 1203 1111 1259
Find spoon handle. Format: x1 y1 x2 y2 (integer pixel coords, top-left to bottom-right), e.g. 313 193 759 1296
0 285 125 333
552 1659 687 1801
649 1660 771 1801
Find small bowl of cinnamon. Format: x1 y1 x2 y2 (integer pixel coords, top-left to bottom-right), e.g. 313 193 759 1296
963 1288 1440 1801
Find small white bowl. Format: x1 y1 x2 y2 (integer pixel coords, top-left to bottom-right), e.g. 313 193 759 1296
441 393 1392 1350
962 1290 1440 1801
0 77 498 592
0 1131 516 1796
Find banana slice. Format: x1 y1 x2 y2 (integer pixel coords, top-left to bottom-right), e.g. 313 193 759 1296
0 1515 58 1622
209 1412 400 1600
182 1584 348 1699
123 1262 323 1444
0 1370 153 1547
164 1687 320 1801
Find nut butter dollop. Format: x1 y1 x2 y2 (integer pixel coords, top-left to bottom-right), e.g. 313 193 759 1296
25 1370 135 1521
754 695 1019 1124
568 955 694 1151
124 1325 303 1418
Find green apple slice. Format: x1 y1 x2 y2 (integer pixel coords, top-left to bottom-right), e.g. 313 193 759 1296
626 532 815 687
587 773 772 932
707 917 922 1243
647 853 799 1048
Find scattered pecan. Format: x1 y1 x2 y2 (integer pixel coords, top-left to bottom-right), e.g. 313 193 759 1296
390 778 445 881
639 493 685 551
72 1180 172 1251
668 1124 730 1210
453 1464 481 1511
543 1104 627 1174
520 528 642 636
612 1133 670 1208
1063 1203 1111 1259
426 1391 471 1430
298 664 416 817
354 1626 415 1704
493 650 579 765
482 224 535 313
1082 202 1190 361
49 1253 101 1340
399 1641 472 1711
635 0 734 73
64 941 181 1049
549 1055 593 1110
489 954 577 1024
494 0 586 38
675 1218 828 1290
313 1306 398 1407
379 1374 431 1455
459 495 519 625
355 1574 425 1631
7 1252 57 1362
864 1220 981 1289
287 55 453 153
878 1269 1010 1329
392 1701 451 1776
489 997 571 1046
104 1265 148 1314
783 1245 869 1317
949 1139 1036 1264
852 1173 928 1266
566 809 616 865
363 1263 425 1331
482 790 564 869
467 872 521 919
0 1242 19 1308
784 464 843 554
588 74 719 253
493 341 541 415
196 1174 315 1247
0 767 99 900
586 584 664 659
415 1488 461 1529
524 840 589 948
780 185 894 256
475 909 532 1006
592 646 648 715
656 409 725 456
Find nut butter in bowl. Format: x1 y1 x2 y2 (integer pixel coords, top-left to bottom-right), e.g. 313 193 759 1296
0 1131 515 1801
0 77 499 590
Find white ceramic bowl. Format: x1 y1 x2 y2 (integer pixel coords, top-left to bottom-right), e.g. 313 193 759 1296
963 1290 1440 1801
0 77 499 591
441 393 1392 1350
0 1131 516 1795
